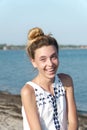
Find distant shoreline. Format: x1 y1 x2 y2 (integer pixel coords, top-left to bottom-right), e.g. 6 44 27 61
0 44 87 50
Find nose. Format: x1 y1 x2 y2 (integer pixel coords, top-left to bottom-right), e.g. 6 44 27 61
47 58 53 66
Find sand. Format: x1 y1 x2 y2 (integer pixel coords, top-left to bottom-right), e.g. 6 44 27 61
0 91 87 130
0 91 23 130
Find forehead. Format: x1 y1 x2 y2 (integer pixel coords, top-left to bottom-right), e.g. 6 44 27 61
35 45 57 57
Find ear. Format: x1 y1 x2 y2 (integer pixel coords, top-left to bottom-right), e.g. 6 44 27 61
30 58 37 68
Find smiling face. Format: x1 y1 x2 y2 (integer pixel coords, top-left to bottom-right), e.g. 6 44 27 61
31 45 59 79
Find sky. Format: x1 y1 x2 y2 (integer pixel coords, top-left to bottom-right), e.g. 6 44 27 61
0 0 87 45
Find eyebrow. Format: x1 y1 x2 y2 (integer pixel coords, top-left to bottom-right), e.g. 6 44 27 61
39 52 58 59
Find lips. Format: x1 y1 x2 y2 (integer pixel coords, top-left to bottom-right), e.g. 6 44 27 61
46 68 56 74
48 69 55 72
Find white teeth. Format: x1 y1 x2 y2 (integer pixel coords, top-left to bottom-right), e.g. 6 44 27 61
47 69 54 72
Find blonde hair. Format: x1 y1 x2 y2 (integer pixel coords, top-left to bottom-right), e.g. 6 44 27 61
26 27 59 59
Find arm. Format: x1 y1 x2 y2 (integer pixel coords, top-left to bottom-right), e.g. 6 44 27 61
65 75 78 130
21 84 42 130
59 73 78 130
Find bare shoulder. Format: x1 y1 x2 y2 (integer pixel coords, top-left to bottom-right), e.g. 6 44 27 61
57 73 73 88
21 83 35 100
58 74 78 129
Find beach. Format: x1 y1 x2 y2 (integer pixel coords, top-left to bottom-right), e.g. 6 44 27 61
0 91 23 130
0 91 87 130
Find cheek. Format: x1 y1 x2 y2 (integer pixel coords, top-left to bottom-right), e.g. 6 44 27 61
39 62 46 68
54 59 59 69
54 58 59 65
35 61 46 69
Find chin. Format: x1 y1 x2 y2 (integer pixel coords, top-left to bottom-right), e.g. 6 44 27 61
46 73 56 79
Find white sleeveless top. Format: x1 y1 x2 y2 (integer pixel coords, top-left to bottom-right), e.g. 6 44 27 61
22 75 67 130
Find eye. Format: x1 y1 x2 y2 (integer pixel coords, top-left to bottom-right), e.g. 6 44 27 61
41 59 45 61
40 57 46 62
51 54 58 59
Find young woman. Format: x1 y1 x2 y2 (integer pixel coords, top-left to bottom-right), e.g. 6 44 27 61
21 27 78 130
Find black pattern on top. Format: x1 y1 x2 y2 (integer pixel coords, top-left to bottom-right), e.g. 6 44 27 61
34 79 65 130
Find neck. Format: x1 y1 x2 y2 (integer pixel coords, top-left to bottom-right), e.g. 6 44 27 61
38 74 54 84
32 74 55 95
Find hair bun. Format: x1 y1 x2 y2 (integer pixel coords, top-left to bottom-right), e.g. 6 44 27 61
28 27 44 40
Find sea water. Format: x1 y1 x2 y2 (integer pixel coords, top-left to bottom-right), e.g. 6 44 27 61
0 49 87 111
